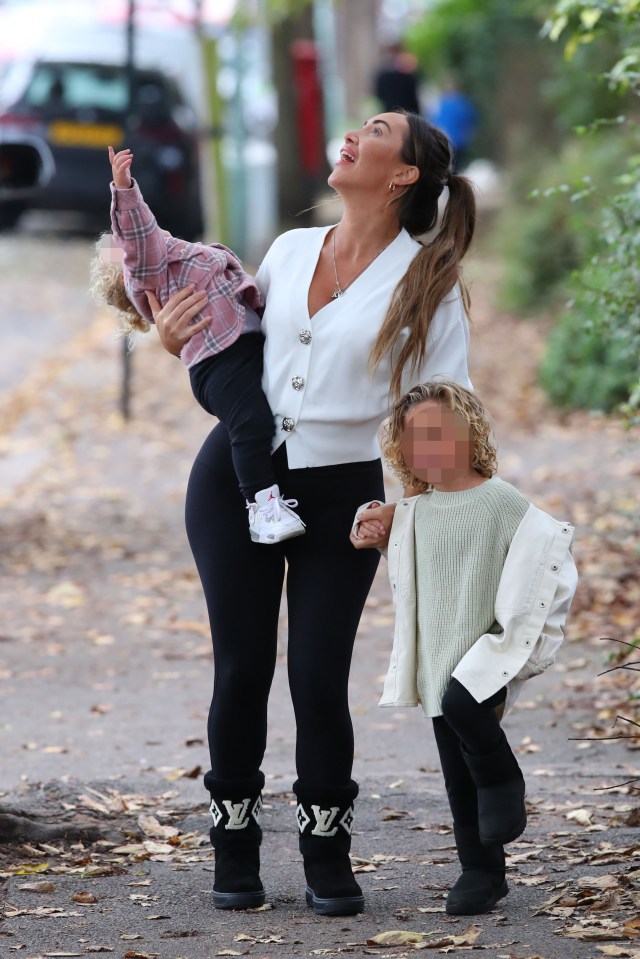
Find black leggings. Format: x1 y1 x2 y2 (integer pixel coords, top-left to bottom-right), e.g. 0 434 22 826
185 424 384 785
189 333 276 501
432 678 506 828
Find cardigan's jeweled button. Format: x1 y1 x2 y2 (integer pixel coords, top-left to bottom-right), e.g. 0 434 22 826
292 376 304 391
299 329 312 344
282 417 295 432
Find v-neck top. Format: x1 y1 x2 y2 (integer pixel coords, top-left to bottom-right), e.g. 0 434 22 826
255 224 472 469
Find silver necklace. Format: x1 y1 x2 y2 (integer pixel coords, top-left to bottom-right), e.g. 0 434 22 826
331 227 390 299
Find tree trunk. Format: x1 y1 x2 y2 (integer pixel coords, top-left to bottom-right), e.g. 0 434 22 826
334 0 380 123
271 5 319 228
0 807 104 844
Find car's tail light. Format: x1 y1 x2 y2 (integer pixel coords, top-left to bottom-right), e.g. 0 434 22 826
0 113 40 131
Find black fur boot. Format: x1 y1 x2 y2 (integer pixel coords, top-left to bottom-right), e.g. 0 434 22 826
204 771 265 910
293 779 364 916
446 825 508 915
461 730 527 845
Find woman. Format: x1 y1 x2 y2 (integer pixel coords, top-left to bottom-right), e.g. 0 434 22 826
148 111 476 916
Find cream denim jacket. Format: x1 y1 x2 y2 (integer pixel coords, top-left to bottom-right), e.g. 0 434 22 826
355 496 578 716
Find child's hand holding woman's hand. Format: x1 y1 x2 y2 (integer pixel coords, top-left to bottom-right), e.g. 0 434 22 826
350 502 396 550
109 146 133 189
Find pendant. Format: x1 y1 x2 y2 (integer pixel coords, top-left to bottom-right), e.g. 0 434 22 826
331 288 344 299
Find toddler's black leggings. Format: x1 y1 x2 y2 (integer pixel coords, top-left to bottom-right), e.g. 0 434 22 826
432 678 507 827
189 332 275 501
184 423 384 785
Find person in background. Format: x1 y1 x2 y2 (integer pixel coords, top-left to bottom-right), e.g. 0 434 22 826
373 43 421 114
428 75 478 173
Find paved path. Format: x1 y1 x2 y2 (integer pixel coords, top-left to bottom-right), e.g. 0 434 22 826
0 229 638 958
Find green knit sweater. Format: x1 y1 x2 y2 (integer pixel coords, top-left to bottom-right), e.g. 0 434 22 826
414 476 529 718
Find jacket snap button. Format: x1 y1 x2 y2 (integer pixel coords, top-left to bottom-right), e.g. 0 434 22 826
524 640 531 646
551 563 559 571
539 600 547 608
502 670 509 677
292 376 304 390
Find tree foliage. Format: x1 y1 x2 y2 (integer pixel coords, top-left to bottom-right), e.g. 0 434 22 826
406 0 546 159
542 0 640 414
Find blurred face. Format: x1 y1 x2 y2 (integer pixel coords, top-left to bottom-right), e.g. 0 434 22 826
400 399 473 487
97 233 124 267
328 113 416 195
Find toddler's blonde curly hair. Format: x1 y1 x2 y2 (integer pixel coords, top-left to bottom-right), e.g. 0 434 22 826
382 379 498 493
90 234 150 337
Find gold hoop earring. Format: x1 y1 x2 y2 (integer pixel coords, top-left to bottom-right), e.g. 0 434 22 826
388 181 396 193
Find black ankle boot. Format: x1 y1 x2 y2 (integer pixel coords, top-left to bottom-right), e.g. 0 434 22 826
204 771 265 910
293 779 364 916
446 825 508 915
461 731 526 845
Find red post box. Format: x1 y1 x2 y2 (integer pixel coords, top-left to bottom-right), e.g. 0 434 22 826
291 39 325 176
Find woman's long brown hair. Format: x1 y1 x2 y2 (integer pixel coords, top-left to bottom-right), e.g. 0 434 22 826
369 112 476 398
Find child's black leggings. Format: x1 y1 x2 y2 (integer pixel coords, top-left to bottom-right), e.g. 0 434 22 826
432 678 507 828
184 423 384 786
189 332 275 501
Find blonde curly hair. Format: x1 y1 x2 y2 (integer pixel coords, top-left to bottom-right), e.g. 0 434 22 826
89 234 150 336
382 380 498 493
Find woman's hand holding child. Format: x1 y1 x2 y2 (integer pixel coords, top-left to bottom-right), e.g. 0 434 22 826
145 288 209 356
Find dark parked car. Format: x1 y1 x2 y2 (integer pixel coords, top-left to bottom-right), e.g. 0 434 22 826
0 59 204 238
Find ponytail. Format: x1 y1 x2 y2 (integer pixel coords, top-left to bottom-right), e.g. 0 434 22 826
369 114 476 398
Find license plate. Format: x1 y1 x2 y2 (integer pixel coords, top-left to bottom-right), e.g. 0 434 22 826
48 120 124 149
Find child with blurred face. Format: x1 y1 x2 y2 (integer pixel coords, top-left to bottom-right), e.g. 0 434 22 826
90 147 305 546
352 380 578 916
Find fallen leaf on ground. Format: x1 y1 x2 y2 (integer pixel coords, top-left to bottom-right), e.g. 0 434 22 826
17 880 55 892
562 925 628 942
597 947 640 957
137 815 179 839
415 924 481 950
567 808 593 826
72 891 97 904
577 874 620 890
234 932 285 944
6 862 51 875
367 930 431 946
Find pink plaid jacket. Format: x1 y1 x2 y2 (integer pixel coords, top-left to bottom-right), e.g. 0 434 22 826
110 180 264 368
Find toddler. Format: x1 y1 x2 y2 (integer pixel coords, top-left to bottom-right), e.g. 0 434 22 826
352 380 578 915
91 146 305 545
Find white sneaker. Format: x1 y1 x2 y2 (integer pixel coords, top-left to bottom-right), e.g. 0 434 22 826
247 484 306 544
